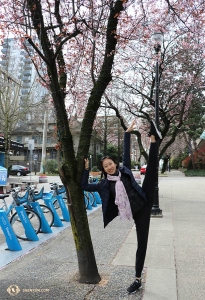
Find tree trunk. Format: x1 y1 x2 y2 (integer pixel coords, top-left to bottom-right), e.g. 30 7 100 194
60 167 100 283
161 157 168 174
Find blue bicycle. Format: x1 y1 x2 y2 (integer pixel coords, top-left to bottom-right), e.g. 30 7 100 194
0 189 41 240
24 185 54 227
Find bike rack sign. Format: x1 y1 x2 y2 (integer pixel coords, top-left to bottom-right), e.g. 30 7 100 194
0 166 7 186
15 206 39 241
43 196 64 227
0 210 22 251
30 202 52 233
56 195 70 222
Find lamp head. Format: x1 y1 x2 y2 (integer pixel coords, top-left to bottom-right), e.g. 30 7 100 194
151 32 163 54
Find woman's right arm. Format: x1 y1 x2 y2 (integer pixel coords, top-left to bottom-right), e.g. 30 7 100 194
123 120 136 169
123 132 131 169
81 160 101 193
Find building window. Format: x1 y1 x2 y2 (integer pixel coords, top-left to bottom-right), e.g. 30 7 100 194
32 136 38 143
16 136 22 143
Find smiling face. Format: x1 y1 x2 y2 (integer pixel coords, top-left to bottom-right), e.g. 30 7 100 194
102 158 117 175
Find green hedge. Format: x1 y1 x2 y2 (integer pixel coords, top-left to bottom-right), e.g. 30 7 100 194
44 159 59 174
184 169 205 177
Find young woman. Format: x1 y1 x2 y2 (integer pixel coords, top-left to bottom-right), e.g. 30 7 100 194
81 120 162 294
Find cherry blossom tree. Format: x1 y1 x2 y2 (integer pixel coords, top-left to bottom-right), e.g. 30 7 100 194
0 0 135 283
102 0 205 164
1 0 205 284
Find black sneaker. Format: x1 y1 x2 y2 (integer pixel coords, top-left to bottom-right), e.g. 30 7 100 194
127 279 142 294
148 120 162 140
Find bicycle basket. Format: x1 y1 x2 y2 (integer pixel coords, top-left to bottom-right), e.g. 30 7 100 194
33 187 44 201
57 186 66 195
17 190 29 204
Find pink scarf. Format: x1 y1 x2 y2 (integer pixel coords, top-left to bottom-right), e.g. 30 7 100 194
107 171 132 220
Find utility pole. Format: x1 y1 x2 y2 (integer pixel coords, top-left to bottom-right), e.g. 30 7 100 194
28 139 34 180
103 107 107 155
40 107 48 174
151 32 163 217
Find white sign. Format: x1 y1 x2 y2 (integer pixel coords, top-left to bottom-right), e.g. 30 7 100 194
28 139 34 150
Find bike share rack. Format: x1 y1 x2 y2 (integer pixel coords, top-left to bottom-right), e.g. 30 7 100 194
30 202 52 233
0 210 22 251
93 192 102 204
0 205 40 251
15 206 39 241
84 191 102 210
56 195 70 221
0 188 102 251
84 192 93 210
42 192 64 227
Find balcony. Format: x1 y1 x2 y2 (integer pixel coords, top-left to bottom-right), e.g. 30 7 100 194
22 72 31 77
21 90 29 95
24 66 32 70
1 48 8 53
21 83 30 88
22 78 30 83
23 60 31 65
10 155 25 161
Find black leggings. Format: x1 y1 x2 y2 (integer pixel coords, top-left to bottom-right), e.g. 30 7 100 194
133 142 158 277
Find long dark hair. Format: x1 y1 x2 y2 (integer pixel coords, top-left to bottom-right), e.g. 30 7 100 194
100 155 118 179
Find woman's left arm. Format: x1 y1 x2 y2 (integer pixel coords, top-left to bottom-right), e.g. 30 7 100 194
81 169 101 193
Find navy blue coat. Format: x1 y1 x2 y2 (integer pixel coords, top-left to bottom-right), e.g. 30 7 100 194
81 132 147 227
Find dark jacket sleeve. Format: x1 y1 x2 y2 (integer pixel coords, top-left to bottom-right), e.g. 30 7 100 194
81 169 101 193
123 132 131 169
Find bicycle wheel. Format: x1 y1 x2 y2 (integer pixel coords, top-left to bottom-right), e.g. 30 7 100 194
10 209 41 241
39 204 54 227
88 192 95 206
84 193 89 209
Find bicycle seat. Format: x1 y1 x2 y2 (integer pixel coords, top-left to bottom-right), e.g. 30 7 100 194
0 194 10 199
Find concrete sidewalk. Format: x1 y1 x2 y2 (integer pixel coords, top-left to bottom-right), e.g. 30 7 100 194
0 170 205 299
143 170 205 300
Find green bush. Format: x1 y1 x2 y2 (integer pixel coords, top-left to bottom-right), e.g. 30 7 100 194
171 151 189 169
184 169 205 176
91 166 99 172
44 159 59 174
170 158 179 169
131 161 140 169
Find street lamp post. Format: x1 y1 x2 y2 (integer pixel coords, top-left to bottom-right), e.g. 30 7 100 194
151 32 163 217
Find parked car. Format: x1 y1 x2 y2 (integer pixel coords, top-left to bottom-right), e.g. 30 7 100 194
140 165 147 175
9 165 30 176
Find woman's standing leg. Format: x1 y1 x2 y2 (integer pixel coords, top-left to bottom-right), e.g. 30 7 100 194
134 139 158 278
127 121 162 293
142 140 158 209
134 205 151 278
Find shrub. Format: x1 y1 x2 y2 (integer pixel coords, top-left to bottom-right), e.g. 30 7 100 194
171 151 189 169
44 159 59 174
184 169 205 176
171 158 179 169
131 160 139 169
91 166 99 172
182 156 192 168
192 145 205 169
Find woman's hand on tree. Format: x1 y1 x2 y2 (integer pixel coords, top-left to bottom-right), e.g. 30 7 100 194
126 120 136 133
84 158 89 170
